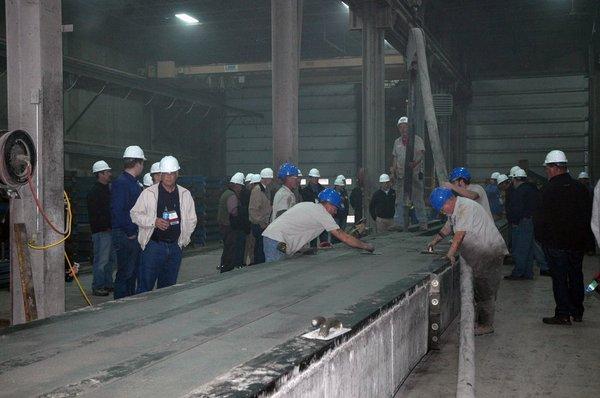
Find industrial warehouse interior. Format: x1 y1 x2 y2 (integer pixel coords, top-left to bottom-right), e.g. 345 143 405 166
0 0 599 397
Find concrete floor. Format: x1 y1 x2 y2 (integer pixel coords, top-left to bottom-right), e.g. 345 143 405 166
397 256 600 398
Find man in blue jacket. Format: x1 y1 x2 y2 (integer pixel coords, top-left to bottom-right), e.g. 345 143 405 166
111 145 145 299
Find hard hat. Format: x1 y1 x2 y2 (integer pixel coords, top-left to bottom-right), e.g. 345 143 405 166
490 172 500 180
142 173 153 187
245 173 254 183
334 175 346 186
297 169 303 177
92 160 111 173
379 173 391 183
318 188 342 208
150 162 161 174
159 156 180 173
543 150 568 165
123 145 146 160
230 172 245 185
308 168 321 178
250 173 261 184
578 171 589 179
429 187 454 213
278 162 300 179
508 166 522 178
496 174 509 185
260 168 274 179
397 116 408 125
449 167 471 183
513 168 527 178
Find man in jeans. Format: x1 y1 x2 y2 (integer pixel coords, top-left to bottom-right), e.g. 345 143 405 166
111 145 145 299
534 150 593 325
131 156 197 293
87 160 116 296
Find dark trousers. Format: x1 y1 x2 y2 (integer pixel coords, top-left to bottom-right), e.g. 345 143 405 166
251 224 265 264
112 229 141 299
220 225 237 273
138 240 182 293
543 247 585 318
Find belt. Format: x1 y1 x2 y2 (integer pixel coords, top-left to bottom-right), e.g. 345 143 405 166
151 237 177 244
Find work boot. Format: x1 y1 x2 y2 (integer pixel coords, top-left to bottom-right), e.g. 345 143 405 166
571 315 583 322
542 316 571 325
474 324 494 336
92 288 109 297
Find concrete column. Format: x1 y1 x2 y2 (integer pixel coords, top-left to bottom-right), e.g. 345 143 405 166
361 2 386 223
271 0 302 169
6 0 65 324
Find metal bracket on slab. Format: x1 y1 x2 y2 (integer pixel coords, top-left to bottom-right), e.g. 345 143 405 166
428 274 442 350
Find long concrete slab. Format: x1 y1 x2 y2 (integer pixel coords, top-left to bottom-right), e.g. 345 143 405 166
0 230 451 397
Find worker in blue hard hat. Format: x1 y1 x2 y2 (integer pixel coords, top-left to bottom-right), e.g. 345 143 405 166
262 188 374 262
444 166 492 220
427 187 508 336
272 162 300 221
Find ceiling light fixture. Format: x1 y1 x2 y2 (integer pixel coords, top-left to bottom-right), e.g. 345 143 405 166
175 13 200 25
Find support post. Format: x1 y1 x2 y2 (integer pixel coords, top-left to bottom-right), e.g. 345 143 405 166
271 0 302 169
6 0 65 324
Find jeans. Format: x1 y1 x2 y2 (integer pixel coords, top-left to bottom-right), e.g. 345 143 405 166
91 231 115 290
138 240 182 293
467 254 504 327
264 236 285 263
543 247 585 318
112 229 141 299
252 224 265 264
510 218 534 279
394 176 426 227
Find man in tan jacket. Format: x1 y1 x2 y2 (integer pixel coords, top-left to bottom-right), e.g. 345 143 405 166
249 167 273 264
131 156 197 293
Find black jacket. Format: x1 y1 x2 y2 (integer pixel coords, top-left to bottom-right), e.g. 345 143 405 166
231 187 252 233
507 182 539 224
87 182 112 234
350 186 363 220
369 189 396 220
300 183 324 203
534 173 592 251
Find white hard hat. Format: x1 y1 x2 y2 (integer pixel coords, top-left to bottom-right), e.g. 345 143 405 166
496 174 509 184
260 168 274 179
397 116 408 125
92 160 111 173
159 156 180 173
123 145 146 160
578 171 589 179
297 169 303 177
543 150 568 165
142 173 153 187
250 174 261 184
230 172 245 185
245 173 254 183
490 172 500 180
150 162 161 174
379 173 391 183
509 166 523 178
308 168 321 178
334 175 346 186
513 168 527 178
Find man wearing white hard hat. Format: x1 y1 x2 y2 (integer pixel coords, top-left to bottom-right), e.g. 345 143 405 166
111 145 146 299
484 171 503 220
391 116 426 229
217 172 246 272
534 150 593 325
369 174 396 232
332 175 349 239
142 173 153 188
87 160 115 296
300 168 325 204
249 168 274 264
577 171 593 195
150 162 162 184
131 156 197 293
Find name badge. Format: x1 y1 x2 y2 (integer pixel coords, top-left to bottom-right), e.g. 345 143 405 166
168 210 179 226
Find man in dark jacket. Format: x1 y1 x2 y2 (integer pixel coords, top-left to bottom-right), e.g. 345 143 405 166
369 174 396 232
534 150 593 325
301 168 327 246
88 160 115 296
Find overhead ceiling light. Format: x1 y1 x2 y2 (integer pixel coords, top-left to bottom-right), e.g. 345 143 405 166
175 13 200 25
341 1 349 10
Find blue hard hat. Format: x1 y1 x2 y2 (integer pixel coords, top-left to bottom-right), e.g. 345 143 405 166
277 162 300 179
448 167 471 183
318 188 342 208
429 187 454 213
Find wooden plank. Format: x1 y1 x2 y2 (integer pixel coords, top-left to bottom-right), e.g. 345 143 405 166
13 223 37 322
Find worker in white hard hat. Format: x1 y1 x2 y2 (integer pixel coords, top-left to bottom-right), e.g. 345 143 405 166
369 174 396 233
150 162 162 184
87 160 115 296
131 156 197 293
535 150 593 325
112 145 146 299
142 173 153 188
577 171 593 195
217 172 246 272
242 174 262 266
301 168 325 203
331 175 349 240
249 168 274 264
484 171 504 220
391 116 427 230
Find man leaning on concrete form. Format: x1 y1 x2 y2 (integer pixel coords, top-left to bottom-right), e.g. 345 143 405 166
131 156 197 293
369 174 396 233
111 145 145 299
249 168 274 265
444 166 492 220
427 187 508 336
272 162 300 221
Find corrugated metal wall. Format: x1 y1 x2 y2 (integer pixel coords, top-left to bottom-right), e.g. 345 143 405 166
466 75 589 180
226 84 360 179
